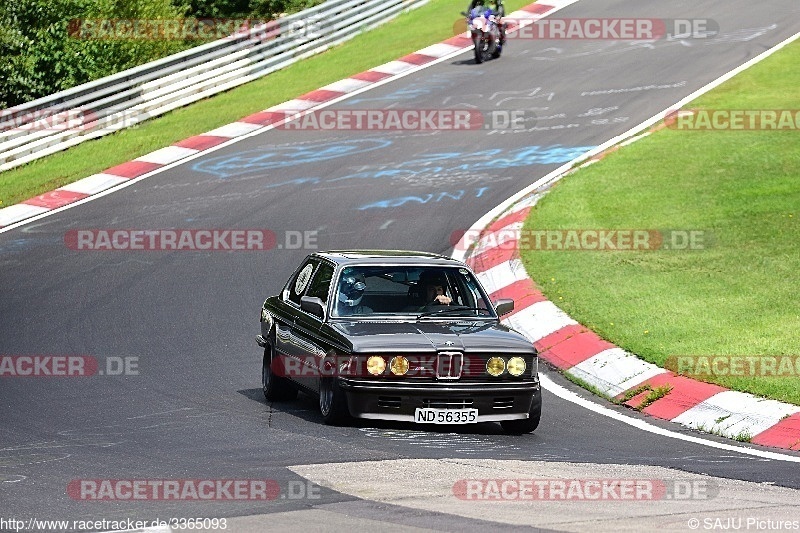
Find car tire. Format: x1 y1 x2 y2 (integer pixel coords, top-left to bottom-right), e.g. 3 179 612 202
262 343 297 402
500 397 541 434
319 376 350 425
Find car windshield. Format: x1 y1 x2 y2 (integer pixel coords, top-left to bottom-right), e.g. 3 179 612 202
331 265 495 318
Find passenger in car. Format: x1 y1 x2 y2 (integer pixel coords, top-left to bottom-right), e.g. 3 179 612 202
337 274 374 315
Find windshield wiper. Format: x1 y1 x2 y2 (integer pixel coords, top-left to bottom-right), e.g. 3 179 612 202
416 306 494 319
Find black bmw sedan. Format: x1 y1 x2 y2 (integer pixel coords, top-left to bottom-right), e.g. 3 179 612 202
257 250 541 434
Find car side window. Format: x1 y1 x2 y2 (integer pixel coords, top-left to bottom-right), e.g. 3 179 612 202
286 259 318 306
306 262 335 304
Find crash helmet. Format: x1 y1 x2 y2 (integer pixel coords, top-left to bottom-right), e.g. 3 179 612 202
338 274 367 307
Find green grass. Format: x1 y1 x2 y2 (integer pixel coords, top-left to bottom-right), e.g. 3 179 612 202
520 40 800 406
616 384 672 411
0 0 530 207
562 372 612 401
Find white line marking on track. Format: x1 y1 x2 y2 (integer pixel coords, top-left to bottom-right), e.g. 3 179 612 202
541 374 800 462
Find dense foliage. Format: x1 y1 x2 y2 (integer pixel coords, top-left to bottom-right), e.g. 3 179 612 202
0 0 322 108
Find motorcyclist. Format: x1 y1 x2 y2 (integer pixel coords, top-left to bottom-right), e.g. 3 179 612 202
466 0 506 46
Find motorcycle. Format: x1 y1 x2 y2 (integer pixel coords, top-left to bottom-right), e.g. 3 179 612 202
464 6 503 64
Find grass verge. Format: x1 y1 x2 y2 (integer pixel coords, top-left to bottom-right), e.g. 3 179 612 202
520 40 800 406
0 0 530 207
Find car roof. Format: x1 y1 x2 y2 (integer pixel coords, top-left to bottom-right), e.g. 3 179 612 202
312 250 466 267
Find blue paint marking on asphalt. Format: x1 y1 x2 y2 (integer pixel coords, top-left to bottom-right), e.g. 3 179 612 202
357 186 491 210
344 74 456 105
263 177 323 189
391 145 590 171
349 144 594 210
191 139 393 178
191 142 594 198
0 236 63 254
344 86 432 105
326 145 595 187
329 169 420 183
457 144 595 169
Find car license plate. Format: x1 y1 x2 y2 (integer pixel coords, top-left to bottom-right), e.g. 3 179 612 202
414 408 478 424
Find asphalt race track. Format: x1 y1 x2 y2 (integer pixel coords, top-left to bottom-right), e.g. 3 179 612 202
2 0 800 530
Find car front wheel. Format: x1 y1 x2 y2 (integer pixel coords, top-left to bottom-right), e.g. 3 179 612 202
262 343 297 402
500 397 541 434
319 376 349 425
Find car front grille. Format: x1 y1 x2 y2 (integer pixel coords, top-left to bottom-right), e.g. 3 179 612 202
435 351 464 380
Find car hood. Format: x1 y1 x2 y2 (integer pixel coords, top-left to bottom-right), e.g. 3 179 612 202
328 320 535 354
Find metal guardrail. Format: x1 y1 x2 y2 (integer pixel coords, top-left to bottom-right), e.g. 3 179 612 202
0 0 428 172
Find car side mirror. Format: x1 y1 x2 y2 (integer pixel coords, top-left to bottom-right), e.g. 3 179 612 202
300 296 326 319
494 298 514 317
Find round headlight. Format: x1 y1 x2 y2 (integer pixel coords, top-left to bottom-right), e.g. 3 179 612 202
507 357 526 377
486 357 505 377
390 356 409 376
367 356 386 376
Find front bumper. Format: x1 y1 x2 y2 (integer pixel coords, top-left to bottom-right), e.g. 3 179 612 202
339 378 541 422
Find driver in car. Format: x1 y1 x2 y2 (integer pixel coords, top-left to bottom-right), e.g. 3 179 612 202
425 280 452 306
417 271 452 307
